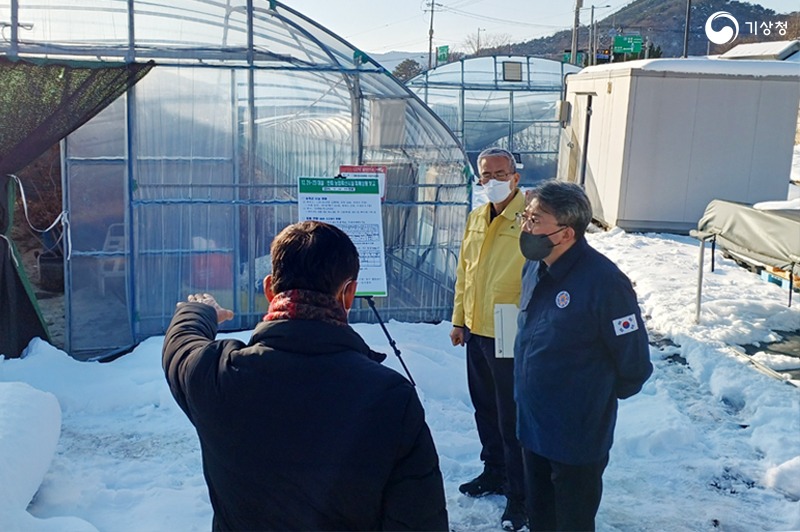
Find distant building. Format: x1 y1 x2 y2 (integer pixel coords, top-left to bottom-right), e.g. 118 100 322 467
408 55 581 186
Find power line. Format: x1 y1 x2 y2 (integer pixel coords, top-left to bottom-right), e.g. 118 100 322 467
343 13 427 40
438 5 572 29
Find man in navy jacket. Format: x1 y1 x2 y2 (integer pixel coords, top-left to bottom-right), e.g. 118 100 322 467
163 221 448 531
514 181 652 531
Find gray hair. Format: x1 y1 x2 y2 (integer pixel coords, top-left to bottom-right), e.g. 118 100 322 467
477 147 516 173
527 180 593 239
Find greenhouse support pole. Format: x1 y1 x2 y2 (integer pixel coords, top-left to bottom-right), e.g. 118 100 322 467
508 91 515 155
9 0 18 59
348 74 363 165
245 0 256 320
126 0 135 62
122 0 137 345
125 71 138 344
61 139 73 353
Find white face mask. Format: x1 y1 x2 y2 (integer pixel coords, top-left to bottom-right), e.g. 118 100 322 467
483 179 513 204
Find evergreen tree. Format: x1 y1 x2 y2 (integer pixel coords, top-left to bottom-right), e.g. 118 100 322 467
393 59 423 82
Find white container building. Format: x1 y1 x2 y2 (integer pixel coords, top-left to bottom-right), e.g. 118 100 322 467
556 58 800 233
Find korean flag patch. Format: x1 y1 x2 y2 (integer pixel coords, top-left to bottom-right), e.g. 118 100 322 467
612 314 639 336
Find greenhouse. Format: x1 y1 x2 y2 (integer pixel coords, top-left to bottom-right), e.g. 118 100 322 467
407 55 580 185
0 0 471 358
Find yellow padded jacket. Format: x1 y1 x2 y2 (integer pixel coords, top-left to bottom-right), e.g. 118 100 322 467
451 190 525 338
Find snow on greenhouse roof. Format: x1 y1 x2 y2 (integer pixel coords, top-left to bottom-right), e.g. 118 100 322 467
408 55 581 91
578 58 800 78
719 40 800 61
0 0 385 72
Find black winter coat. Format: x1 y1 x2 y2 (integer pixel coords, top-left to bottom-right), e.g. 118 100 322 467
162 303 448 531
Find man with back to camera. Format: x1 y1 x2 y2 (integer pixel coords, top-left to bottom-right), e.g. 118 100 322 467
450 147 527 531
162 220 448 531
514 180 653 531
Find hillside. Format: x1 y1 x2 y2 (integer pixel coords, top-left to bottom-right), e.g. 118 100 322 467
496 0 799 60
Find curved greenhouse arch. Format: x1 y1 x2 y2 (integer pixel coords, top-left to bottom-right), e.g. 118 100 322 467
408 55 581 186
0 0 470 357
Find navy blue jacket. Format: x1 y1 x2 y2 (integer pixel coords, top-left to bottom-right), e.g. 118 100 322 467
514 237 653 465
163 303 448 531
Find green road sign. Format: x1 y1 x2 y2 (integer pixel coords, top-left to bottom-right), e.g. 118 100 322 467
562 51 585 64
437 45 449 62
613 35 643 54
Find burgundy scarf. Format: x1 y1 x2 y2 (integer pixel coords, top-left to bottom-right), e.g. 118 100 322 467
264 289 347 327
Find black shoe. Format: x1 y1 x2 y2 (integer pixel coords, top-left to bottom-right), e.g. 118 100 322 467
458 469 505 497
501 497 527 531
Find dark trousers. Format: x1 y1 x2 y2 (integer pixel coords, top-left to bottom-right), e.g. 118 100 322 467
522 448 609 532
466 334 524 499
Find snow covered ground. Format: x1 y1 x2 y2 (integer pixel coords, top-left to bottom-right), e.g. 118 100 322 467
1 229 799 531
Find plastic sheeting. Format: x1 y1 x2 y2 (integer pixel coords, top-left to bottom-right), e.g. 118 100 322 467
697 199 800 277
1 1 471 357
408 56 581 185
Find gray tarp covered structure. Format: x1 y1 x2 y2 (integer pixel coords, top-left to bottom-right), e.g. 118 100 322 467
697 199 800 278
692 199 800 320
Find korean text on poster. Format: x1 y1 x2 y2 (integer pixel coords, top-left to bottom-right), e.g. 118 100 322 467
297 177 387 297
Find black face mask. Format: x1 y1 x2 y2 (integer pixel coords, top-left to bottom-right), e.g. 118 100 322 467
519 227 566 261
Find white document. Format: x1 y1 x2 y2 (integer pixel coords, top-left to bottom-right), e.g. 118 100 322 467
297 177 387 297
494 304 519 359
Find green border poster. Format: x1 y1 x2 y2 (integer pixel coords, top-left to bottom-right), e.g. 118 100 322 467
297 177 388 297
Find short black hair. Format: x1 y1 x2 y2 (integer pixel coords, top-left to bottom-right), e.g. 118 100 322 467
270 221 359 295
527 180 593 239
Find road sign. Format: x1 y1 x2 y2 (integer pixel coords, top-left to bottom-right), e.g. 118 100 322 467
613 35 643 54
437 45 449 62
562 51 585 64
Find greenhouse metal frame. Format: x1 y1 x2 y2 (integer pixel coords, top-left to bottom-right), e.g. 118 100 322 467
0 0 471 358
408 55 580 185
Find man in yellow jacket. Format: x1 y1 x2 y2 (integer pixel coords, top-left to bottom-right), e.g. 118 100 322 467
450 147 526 531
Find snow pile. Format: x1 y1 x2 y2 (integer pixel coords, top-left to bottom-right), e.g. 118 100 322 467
0 381 95 531
0 230 799 531
0 382 61 510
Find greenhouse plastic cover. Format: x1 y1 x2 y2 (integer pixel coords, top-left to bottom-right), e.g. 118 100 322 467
0 0 471 357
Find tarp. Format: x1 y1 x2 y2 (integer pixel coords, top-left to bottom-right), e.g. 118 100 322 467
0 175 47 357
697 199 800 277
0 57 153 358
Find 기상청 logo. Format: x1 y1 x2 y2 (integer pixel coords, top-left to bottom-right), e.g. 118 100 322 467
705 11 740 45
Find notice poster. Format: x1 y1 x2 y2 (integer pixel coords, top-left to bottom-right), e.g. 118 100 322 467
297 177 388 297
339 165 387 201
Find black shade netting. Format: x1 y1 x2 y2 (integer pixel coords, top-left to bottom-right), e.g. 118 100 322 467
0 57 153 357
0 57 154 176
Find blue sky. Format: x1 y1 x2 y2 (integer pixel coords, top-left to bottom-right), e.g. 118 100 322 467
285 0 799 53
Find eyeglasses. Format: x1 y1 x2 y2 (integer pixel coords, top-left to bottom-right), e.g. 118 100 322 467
478 171 516 183
515 211 566 229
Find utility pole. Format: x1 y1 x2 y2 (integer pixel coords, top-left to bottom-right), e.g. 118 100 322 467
594 19 600 64
589 11 593 65
477 27 485 54
427 1 442 70
570 0 583 65
682 0 691 58
589 5 610 66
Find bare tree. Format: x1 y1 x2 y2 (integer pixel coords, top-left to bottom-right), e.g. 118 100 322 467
462 31 512 56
